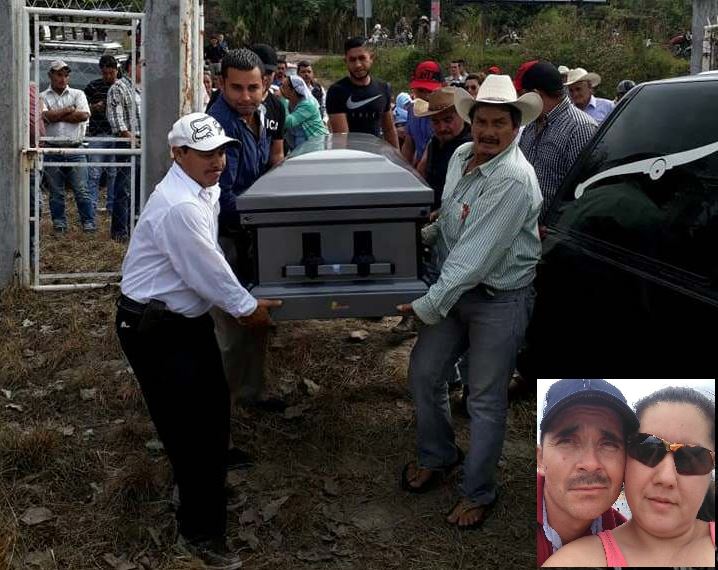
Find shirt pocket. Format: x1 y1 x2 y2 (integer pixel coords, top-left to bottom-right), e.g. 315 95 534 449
440 195 469 244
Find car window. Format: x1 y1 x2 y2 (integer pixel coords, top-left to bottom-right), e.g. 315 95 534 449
551 81 718 288
32 53 127 92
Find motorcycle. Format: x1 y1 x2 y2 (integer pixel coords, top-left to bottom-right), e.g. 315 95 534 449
669 30 692 59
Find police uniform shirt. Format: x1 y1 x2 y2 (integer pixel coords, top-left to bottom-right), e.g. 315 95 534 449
120 162 257 319
326 76 391 137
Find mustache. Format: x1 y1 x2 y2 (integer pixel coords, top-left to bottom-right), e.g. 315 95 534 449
567 473 610 488
479 137 500 144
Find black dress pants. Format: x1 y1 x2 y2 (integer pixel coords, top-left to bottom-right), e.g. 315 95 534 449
115 305 229 541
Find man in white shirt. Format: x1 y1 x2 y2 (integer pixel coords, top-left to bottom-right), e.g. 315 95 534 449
40 60 95 233
116 112 281 569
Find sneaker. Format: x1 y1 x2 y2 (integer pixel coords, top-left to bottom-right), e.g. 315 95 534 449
82 222 97 233
52 225 67 235
176 535 242 569
226 447 253 470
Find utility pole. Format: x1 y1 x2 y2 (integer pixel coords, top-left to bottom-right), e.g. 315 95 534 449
0 0 23 287
430 0 441 44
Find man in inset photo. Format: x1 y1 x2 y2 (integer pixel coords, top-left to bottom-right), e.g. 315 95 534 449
536 379 638 566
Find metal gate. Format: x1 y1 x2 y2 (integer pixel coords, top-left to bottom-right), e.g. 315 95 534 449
703 21 718 72
20 5 145 290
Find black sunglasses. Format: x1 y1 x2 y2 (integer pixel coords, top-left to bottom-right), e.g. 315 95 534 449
627 433 715 476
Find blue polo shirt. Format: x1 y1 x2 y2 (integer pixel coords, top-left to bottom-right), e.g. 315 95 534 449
208 94 270 231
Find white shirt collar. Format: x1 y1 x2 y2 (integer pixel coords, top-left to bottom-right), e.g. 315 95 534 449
170 161 220 203
46 85 71 97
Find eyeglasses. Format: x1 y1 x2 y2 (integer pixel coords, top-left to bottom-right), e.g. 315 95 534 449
627 433 715 476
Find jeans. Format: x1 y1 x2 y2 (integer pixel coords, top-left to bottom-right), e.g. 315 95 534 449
115 306 229 541
111 152 141 239
408 284 535 505
424 255 469 386
43 153 94 229
86 138 116 211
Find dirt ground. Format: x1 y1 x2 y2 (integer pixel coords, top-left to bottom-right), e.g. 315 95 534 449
0 284 537 570
2 194 537 569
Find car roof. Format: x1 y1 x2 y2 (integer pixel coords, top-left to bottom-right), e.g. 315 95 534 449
639 72 718 88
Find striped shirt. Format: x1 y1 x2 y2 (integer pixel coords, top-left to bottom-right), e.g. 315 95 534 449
107 76 141 136
519 97 597 223
412 139 543 325
29 82 45 146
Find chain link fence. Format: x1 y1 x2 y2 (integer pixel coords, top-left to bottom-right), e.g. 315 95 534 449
25 0 142 11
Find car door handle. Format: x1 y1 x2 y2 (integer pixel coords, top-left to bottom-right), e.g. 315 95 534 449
575 140 718 199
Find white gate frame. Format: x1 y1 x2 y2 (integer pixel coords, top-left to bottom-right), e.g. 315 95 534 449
703 20 718 72
20 6 145 291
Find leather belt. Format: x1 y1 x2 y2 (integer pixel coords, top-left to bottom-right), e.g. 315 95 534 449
116 294 147 315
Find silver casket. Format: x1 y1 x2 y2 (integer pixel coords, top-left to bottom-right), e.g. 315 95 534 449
236 133 434 320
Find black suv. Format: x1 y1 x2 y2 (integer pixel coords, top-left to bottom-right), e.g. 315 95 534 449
523 73 718 377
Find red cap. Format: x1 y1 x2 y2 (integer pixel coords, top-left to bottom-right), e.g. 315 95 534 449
513 60 539 92
486 65 503 75
409 61 444 91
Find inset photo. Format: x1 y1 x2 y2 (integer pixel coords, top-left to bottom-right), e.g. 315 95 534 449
536 379 715 568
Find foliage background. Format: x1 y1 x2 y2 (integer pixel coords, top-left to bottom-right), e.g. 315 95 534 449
206 0 692 53
206 0 691 98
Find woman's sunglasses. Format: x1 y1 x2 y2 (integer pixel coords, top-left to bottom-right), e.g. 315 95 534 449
627 433 715 476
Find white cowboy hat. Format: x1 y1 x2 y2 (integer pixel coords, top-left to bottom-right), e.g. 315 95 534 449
454 74 542 126
564 67 601 87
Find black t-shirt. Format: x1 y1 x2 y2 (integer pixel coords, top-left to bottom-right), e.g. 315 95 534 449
426 125 472 209
262 92 286 142
326 76 391 137
84 77 114 136
205 44 226 64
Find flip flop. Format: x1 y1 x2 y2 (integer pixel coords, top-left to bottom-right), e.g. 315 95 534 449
446 496 497 531
400 447 465 494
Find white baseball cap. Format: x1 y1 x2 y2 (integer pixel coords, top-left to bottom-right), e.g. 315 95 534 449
167 112 239 151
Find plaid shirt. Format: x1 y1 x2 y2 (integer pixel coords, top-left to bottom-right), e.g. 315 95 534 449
519 97 597 222
107 76 141 136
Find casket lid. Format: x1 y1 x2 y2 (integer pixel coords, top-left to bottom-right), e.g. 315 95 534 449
236 133 433 211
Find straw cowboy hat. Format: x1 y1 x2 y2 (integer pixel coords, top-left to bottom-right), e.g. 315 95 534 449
413 87 459 118
564 67 601 88
454 74 542 126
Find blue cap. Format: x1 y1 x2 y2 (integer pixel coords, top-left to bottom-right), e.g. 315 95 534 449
540 379 639 435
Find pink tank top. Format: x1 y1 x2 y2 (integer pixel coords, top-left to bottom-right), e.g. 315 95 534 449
598 521 716 567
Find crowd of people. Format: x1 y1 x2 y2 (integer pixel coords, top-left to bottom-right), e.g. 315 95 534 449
30 32 712 569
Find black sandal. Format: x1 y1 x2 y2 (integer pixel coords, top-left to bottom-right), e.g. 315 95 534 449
400 448 464 494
